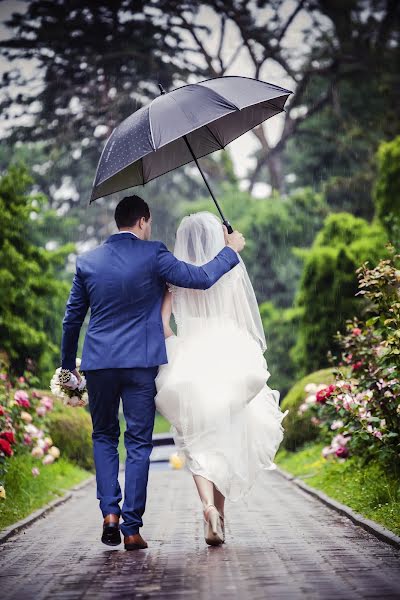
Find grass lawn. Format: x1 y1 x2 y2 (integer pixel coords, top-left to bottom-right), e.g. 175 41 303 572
0 454 90 531
276 442 400 536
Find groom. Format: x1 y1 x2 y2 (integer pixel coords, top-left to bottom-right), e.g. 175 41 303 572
61 194 245 550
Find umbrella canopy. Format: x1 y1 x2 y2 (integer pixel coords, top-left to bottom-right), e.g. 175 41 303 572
90 76 292 205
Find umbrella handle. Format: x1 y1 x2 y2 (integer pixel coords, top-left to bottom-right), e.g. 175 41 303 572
223 220 233 234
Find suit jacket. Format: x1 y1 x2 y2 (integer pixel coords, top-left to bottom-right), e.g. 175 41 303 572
61 233 239 371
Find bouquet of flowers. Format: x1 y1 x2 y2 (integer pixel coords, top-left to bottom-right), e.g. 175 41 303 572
50 359 88 407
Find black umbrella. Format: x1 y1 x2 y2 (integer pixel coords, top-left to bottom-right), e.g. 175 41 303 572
90 76 292 232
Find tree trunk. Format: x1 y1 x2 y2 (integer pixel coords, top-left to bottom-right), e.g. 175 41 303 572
249 149 285 195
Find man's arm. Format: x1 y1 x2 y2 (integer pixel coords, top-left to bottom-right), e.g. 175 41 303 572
156 228 245 289
156 244 240 290
61 259 89 370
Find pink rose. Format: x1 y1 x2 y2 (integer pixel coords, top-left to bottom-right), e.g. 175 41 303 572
36 405 47 418
31 467 40 477
352 328 362 336
18 376 25 384
14 390 30 408
40 396 53 411
0 373 7 381
42 454 55 465
23 433 33 445
373 430 383 439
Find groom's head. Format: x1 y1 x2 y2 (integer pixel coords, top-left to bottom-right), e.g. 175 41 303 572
115 195 152 240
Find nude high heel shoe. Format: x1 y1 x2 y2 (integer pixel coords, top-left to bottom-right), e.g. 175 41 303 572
203 504 224 546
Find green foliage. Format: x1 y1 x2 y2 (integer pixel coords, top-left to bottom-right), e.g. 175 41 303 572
259 302 302 397
373 136 400 243
46 404 94 471
280 369 335 451
0 454 89 530
0 166 73 383
293 213 388 376
276 441 400 536
322 171 375 220
180 186 328 307
284 31 400 206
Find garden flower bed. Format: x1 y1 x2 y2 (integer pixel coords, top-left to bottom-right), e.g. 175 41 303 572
0 365 92 530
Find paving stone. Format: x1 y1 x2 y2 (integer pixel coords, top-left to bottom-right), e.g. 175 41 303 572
1 467 399 599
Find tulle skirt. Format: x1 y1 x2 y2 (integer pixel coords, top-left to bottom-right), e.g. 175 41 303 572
155 318 289 501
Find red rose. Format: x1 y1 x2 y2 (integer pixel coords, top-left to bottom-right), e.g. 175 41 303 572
0 431 16 445
316 384 336 404
14 390 30 408
335 446 349 459
352 361 363 371
352 327 362 336
0 405 4 416
0 438 13 457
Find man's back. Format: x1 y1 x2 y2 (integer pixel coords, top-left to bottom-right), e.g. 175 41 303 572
61 232 240 372
77 234 166 370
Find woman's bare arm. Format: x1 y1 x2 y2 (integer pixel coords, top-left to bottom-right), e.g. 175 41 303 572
161 286 174 338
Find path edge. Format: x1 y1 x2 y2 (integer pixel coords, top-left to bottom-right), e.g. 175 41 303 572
275 466 400 550
0 474 95 544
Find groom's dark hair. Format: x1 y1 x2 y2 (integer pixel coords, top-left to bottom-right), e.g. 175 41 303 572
114 195 150 228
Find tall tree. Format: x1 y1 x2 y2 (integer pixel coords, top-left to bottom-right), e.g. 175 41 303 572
0 166 73 383
161 0 400 193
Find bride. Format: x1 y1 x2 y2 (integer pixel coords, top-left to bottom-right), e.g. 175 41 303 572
155 212 289 546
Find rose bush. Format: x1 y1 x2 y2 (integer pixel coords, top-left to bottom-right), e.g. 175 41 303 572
298 246 400 467
0 362 61 499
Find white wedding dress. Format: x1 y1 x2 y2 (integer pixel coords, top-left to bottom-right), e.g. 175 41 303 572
155 212 289 501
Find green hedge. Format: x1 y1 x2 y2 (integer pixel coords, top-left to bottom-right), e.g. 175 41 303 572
281 368 335 452
46 403 94 471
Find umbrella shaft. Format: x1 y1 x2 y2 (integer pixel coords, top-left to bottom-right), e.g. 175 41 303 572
183 135 233 234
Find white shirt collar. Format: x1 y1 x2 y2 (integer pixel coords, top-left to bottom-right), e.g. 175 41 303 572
116 231 138 238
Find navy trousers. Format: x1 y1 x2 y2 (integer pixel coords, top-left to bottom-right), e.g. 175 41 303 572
85 367 158 537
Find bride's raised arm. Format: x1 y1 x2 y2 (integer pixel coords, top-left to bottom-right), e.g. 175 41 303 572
161 285 175 339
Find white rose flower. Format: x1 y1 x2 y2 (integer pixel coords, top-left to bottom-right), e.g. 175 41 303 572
31 446 44 458
304 383 317 394
48 446 60 459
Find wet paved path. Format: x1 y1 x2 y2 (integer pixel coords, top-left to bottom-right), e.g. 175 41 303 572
1 466 400 599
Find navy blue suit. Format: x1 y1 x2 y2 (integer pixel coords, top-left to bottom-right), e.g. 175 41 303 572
61 232 239 536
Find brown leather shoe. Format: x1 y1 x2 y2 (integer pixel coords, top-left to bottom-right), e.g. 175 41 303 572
102 514 121 546
124 533 148 551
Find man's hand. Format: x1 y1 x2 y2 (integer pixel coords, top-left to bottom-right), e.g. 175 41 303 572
223 225 246 253
72 368 82 383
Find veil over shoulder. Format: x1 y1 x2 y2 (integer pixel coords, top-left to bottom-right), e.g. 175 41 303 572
155 212 289 501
